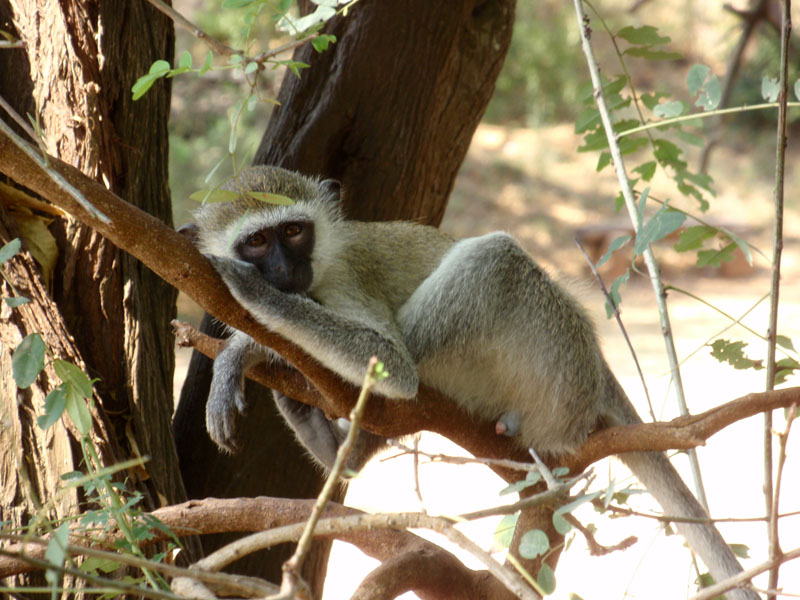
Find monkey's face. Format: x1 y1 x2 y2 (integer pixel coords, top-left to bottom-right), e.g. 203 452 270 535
235 219 315 294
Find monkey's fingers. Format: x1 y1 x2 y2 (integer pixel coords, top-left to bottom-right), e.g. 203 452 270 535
206 401 243 454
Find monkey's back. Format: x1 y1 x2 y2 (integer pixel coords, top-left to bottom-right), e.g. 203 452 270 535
396 231 610 455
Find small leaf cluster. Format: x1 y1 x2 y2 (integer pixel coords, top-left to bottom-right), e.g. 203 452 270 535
708 337 799 384
495 471 615 597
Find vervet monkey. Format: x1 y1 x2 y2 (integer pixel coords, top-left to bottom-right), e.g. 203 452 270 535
193 166 756 599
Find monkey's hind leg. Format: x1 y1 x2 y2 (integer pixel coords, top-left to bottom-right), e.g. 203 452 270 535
274 393 389 474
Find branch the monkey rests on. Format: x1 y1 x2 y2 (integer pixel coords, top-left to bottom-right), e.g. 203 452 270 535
192 166 757 599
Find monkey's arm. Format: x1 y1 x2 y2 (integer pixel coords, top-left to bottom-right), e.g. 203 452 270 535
206 330 269 452
205 254 419 400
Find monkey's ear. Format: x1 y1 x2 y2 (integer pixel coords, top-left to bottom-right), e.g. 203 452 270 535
320 178 342 202
177 222 200 246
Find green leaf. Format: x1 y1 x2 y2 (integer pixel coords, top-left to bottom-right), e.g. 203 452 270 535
674 129 705 147
178 50 192 70
286 60 310 78
595 151 612 172
65 384 93 436
633 161 657 181
697 242 737 267
199 50 214 75
246 192 295 205
574 107 600 134
131 74 157 100
794 79 800 102
618 136 648 156
519 529 549 559
494 513 518 548
696 572 715 591
557 491 603 516
653 138 686 170
624 47 682 61
53 359 94 398
775 358 800 385
44 522 70 585
12 333 46 389
500 470 543 496
222 0 256 6
614 191 625 212
596 234 631 268
606 269 630 318
687 64 711 96
80 556 122 574
696 76 721 111
762 76 780 102
148 59 171 76
312 34 336 53
577 128 609 153
37 386 68 430
720 227 752 266
634 206 686 257
730 543 750 559
653 100 684 118
708 339 764 370
674 225 716 252
617 25 670 46
5 296 30 307
537 563 556 596
776 335 795 352
552 511 572 535
244 61 258 75
640 91 669 110
0 238 21 263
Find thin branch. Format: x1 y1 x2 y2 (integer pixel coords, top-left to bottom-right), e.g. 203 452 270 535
690 546 800 600
765 2 792 596
562 513 637 556
699 0 770 172
575 237 655 420
144 0 239 58
572 0 708 510
617 101 800 138
277 358 382 599
597 501 800 525
386 439 541 473
192 512 538 600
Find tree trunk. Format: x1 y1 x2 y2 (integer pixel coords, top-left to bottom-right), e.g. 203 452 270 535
174 0 515 595
0 0 189 591
256 0 516 225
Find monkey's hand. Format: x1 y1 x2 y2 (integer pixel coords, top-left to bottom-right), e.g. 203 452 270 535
205 254 271 301
205 332 251 454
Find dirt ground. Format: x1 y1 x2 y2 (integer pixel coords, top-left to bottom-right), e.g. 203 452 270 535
174 122 800 599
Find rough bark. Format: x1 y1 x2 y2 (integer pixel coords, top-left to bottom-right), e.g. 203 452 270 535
255 0 516 225
174 0 515 595
0 0 187 592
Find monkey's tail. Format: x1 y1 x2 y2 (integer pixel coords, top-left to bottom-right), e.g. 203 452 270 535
620 451 757 600
602 370 758 599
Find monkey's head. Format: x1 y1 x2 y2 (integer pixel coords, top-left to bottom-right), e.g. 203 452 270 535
192 166 344 294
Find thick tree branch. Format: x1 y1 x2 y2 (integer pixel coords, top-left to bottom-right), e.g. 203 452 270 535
174 321 800 478
0 497 520 600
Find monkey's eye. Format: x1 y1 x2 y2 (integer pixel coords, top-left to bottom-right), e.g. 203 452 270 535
246 232 267 247
283 223 303 238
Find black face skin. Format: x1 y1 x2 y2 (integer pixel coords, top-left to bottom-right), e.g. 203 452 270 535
236 220 315 294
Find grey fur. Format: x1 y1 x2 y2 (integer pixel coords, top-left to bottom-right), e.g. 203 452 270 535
196 166 756 599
